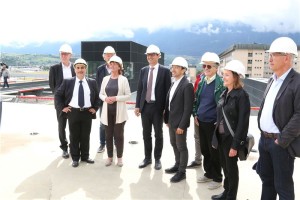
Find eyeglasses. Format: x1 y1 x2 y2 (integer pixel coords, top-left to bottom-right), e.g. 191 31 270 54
202 64 213 69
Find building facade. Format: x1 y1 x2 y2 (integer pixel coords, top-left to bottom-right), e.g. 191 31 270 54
219 44 300 78
81 41 164 92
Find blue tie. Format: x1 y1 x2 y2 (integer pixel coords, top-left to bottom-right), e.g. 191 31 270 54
78 80 84 108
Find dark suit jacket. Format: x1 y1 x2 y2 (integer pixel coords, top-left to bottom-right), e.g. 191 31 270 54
96 64 109 107
258 68 300 150
49 63 75 93
55 77 100 119
136 64 171 112
164 76 194 129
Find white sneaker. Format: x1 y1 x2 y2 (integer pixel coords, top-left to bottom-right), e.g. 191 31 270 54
207 181 222 190
105 158 113 167
197 175 213 183
117 158 123 167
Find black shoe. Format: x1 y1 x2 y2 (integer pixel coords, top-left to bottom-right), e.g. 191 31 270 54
81 158 95 164
62 150 69 159
186 161 201 168
170 171 186 183
97 145 105 153
211 192 227 200
165 166 179 174
139 159 152 168
154 160 162 170
72 161 79 168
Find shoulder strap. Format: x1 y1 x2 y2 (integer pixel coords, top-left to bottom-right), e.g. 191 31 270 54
222 107 234 137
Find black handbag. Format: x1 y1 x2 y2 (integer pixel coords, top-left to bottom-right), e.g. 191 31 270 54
222 108 254 161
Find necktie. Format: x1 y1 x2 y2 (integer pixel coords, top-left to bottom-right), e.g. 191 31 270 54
145 67 154 102
78 80 84 108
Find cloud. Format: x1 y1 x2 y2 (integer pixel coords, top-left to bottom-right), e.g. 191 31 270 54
0 0 299 47
188 24 220 35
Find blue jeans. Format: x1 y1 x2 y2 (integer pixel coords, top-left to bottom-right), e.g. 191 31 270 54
255 136 295 200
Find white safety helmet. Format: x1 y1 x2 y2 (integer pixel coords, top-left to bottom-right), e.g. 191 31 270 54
59 44 72 54
171 57 188 69
200 52 220 65
109 55 123 69
145 44 161 55
74 58 88 67
223 60 246 78
103 46 116 54
267 37 298 57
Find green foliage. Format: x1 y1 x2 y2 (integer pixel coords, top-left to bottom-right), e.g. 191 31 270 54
0 53 78 67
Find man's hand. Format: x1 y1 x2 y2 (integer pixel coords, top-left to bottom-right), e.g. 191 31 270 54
134 108 140 116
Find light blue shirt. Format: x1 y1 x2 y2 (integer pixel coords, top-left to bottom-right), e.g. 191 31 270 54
260 68 292 133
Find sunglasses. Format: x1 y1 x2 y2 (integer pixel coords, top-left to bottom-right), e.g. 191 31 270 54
202 64 213 69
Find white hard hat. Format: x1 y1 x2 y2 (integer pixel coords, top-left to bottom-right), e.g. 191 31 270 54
171 57 188 69
224 60 246 78
103 46 116 54
267 37 298 56
59 44 72 54
200 52 220 64
74 58 88 67
109 55 123 69
145 44 161 54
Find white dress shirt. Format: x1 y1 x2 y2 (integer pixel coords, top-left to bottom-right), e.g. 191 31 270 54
62 62 73 79
69 77 91 108
147 64 159 101
169 76 184 109
260 68 291 133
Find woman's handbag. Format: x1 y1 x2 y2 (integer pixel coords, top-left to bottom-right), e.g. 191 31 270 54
222 108 255 161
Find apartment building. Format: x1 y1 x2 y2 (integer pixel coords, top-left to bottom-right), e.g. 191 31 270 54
219 44 300 78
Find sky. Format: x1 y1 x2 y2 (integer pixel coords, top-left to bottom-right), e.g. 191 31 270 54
1 0 300 48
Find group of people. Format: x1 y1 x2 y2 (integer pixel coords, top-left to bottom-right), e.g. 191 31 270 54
0 62 10 88
49 36 300 200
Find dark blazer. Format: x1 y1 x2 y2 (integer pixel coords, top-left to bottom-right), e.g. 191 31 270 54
49 63 75 93
212 88 250 150
258 68 300 150
164 76 194 129
136 64 171 112
96 64 109 107
55 77 100 119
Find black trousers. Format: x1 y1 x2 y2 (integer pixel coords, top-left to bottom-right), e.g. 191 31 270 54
198 121 222 182
169 127 188 173
141 102 163 160
105 107 125 158
67 109 92 161
218 134 239 200
56 109 68 151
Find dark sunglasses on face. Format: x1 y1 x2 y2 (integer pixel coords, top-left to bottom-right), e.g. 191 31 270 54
202 64 213 69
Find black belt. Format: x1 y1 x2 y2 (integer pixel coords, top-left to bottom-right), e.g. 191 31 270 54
146 100 156 104
262 131 279 139
71 107 90 111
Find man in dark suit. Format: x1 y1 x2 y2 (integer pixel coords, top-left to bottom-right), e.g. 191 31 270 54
135 44 171 170
255 37 300 200
55 58 100 168
49 44 75 159
164 57 194 183
96 46 116 153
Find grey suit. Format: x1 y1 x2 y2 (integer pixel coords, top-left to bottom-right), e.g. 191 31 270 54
164 76 194 173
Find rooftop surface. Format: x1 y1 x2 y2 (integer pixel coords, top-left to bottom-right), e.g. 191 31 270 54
0 102 299 200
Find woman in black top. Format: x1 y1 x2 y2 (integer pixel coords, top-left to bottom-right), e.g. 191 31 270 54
211 60 250 200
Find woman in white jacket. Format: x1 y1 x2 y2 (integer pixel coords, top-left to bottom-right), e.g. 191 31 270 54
99 55 131 167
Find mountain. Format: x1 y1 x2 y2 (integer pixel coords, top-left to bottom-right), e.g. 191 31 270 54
1 23 300 65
